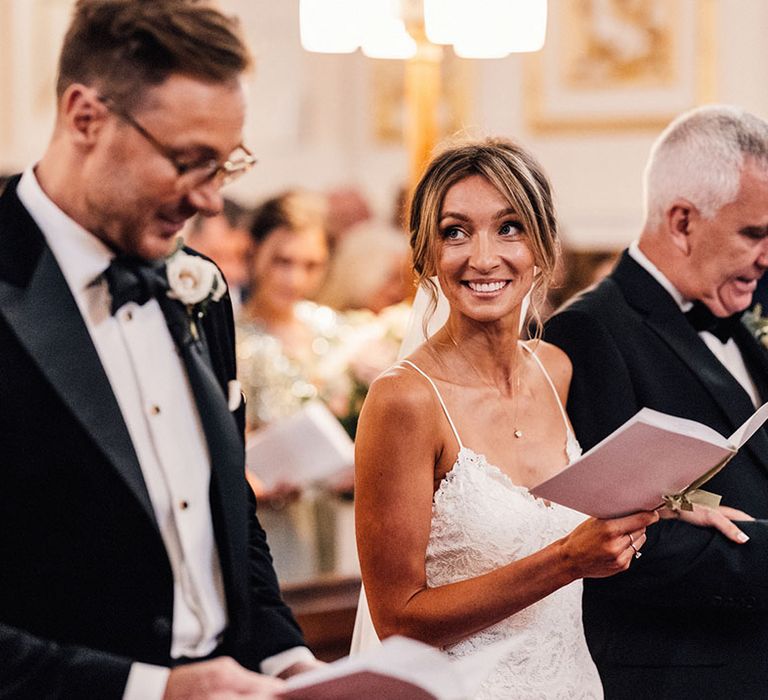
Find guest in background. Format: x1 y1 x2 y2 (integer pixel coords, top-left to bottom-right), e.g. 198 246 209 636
315 220 412 314
545 105 768 699
237 190 338 431
185 198 252 314
324 186 372 245
236 190 357 583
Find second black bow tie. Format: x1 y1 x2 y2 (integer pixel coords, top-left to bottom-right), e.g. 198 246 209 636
684 301 741 343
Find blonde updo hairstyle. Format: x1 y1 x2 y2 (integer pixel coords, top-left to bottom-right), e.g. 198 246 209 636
409 137 559 337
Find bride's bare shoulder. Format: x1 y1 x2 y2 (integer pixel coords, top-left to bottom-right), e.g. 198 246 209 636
366 361 438 416
524 339 573 396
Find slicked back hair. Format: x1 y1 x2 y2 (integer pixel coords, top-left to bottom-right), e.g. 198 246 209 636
57 0 250 108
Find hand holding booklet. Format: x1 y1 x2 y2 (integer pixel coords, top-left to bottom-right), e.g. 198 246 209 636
531 401 768 518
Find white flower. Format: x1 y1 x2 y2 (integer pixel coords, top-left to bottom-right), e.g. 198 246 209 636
166 251 226 306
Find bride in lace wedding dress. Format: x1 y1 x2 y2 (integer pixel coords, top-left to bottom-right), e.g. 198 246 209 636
351 138 659 699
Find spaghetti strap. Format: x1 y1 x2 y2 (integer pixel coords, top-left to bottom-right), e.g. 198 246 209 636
521 343 570 432
400 360 464 450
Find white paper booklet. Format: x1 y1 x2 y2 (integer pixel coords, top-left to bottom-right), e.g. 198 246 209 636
531 401 768 518
245 401 354 490
282 635 516 699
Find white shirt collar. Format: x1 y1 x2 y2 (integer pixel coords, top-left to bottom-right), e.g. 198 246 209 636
17 167 114 296
628 240 692 312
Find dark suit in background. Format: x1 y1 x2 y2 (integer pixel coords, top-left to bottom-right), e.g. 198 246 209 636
545 251 768 698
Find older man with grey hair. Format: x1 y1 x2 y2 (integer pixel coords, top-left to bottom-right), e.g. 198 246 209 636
545 105 768 699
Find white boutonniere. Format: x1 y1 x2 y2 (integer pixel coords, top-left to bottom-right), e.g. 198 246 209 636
165 247 226 339
742 303 768 349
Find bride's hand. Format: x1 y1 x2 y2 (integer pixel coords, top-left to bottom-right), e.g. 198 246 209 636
657 504 753 544
560 510 659 580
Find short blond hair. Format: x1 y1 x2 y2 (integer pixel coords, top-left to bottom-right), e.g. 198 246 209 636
644 105 768 228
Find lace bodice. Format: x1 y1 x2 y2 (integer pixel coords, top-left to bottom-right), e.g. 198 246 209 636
405 350 603 699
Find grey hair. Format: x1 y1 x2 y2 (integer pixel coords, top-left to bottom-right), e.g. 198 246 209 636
643 105 768 228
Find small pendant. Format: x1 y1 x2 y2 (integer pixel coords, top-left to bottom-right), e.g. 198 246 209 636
514 429 524 439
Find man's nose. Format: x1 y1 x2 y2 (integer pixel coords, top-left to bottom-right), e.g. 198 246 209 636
757 240 768 269
186 179 224 217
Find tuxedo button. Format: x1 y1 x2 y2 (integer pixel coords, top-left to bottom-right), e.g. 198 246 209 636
152 615 171 638
126 311 133 321
179 500 189 511
150 405 161 416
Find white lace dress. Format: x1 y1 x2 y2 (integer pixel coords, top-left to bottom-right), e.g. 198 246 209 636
405 352 603 699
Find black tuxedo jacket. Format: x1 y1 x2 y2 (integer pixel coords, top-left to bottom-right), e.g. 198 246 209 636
545 251 768 699
0 177 304 699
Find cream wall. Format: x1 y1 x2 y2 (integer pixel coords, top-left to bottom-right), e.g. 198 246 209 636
1 0 767 248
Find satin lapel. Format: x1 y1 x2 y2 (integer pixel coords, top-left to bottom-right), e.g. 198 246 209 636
732 322 768 464
614 254 761 435
0 185 157 526
199 300 248 606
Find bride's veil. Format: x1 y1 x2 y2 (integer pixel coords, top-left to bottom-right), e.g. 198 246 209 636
349 279 531 653
349 281 449 654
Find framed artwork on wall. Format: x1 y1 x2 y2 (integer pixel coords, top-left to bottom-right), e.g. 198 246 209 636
524 0 716 132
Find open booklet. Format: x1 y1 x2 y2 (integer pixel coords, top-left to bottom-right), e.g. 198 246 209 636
245 401 354 490
281 635 517 699
531 400 768 518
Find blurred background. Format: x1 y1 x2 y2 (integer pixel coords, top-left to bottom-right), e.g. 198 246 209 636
3 0 767 250
3 0 767 659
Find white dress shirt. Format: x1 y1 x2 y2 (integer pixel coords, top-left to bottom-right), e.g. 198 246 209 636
17 169 312 699
629 242 761 406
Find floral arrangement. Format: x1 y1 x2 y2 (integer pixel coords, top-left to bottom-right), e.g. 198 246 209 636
742 303 768 349
165 245 226 338
236 301 411 438
337 303 411 437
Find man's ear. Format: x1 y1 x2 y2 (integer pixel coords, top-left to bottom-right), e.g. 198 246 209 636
58 84 107 148
666 199 698 256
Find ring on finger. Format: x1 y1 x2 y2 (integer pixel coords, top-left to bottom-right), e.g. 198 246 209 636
629 542 642 559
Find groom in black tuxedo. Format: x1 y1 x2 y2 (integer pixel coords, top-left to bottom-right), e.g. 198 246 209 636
0 1 318 698
545 106 768 698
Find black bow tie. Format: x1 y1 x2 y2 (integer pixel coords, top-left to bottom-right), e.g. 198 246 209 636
103 257 168 315
684 301 741 343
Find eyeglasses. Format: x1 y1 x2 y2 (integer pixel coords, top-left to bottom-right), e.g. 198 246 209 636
98 95 256 189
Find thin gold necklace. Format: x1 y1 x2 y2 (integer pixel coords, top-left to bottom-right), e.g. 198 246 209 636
445 329 525 439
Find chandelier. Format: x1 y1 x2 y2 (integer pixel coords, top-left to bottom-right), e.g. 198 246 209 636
299 0 548 60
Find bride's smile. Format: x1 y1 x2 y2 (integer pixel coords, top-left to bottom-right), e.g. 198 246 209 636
437 174 535 325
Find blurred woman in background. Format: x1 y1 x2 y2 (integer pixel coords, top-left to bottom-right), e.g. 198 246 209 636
236 190 357 584
316 220 411 315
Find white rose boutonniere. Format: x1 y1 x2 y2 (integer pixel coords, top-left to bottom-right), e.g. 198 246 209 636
743 303 768 349
166 248 227 338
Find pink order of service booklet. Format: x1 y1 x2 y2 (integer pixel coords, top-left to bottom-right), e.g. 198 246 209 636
530 401 768 518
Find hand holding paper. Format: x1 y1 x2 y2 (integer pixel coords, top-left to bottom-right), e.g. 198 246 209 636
246 401 354 491
531 401 768 518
